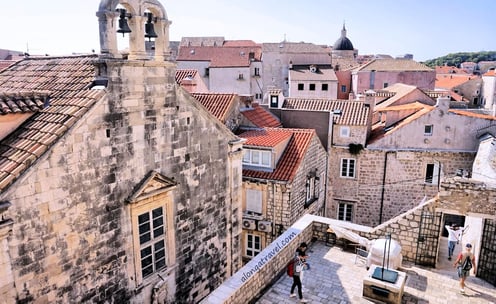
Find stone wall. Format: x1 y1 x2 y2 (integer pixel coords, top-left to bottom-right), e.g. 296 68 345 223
1 58 243 304
329 148 475 226
201 217 315 304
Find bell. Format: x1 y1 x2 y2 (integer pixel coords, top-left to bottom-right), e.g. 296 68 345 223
117 9 132 36
144 13 158 40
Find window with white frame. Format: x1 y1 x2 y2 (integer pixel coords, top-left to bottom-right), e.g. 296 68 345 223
425 163 439 185
243 149 271 168
309 83 316 91
254 67 260 76
338 202 353 222
270 95 278 108
298 83 304 90
340 158 356 178
322 83 328 91
138 207 166 279
383 82 389 88
340 126 350 137
305 176 316 204
424 125 433 136
246 189 262 215
245 233 261 257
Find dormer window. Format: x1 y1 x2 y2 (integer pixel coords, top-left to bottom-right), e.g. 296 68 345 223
243 149 271 168
270 95 278 108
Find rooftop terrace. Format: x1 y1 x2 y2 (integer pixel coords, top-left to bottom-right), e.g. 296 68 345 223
256 240 496 304
201 210 496 304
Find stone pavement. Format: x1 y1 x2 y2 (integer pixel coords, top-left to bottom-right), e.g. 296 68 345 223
256 241 496 304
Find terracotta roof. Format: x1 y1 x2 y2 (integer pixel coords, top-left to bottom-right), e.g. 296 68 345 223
356 59 433 72
423 90 467 102
240 128 293 148
375 83 435 109
368 103 434 144
0 91 49 114
223 40 258 47
448 109 496 121
240 103 282 128
0 55 103 192
175 69 199 83
290 66 337 81
376 101 427 112
267 88 282 95
190 93 237 123
0 60 16 71
483 70 495 77
435 66 468 74
435 74 473 89
263 42 331 53
177 46 262 67
282 98 370 126
240 128 315 182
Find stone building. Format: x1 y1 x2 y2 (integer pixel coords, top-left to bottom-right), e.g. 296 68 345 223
238 128 327 261
330 96 496 227
352 59 435 96
176 39 263 102
261 42 332 98
288 65 338 99
0 1 245 303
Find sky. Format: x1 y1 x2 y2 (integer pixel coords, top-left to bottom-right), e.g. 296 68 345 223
1 0 495 62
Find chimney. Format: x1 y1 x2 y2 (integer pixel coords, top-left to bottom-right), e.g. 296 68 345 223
436 96 450 112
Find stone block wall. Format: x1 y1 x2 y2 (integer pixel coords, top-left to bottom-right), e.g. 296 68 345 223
329 148 475 226
201 220 314 304
1 58 243 304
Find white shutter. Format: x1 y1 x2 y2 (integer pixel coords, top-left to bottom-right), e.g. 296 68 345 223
246 189 262 214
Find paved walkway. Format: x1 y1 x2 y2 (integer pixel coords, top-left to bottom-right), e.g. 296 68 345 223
256 240 496 304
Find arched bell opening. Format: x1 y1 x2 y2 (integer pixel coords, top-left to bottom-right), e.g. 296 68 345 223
115 3 134 58
97 0 171 61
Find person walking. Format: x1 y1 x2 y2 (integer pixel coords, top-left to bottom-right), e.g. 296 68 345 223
445 223 463 260
290 242 309 303
453 243 476 294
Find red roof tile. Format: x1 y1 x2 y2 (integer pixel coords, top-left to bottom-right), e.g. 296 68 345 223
190 93 237 123
240 104 282 128
0 55 103 192
435 66 468 74
175 69 198 83
240 128 316 182
0 91 49 114
177 46 262 67
282 98 370 126
368 103 434 144
435 74 474 89
483 70 495 77
448 109 496 120
0 60 16 72
239 128 292 148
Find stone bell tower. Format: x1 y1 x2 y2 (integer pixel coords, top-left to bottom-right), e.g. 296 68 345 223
96 0 171 61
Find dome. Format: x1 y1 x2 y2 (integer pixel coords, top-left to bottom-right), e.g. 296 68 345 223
333 24 354 51
333 37 354 51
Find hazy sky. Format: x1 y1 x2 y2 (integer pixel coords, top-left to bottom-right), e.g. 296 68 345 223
1 0 495 61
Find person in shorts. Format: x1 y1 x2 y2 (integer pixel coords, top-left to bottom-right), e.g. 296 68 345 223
453 243 476 294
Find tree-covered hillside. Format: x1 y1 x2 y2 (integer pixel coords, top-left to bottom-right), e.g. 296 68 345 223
424 51 496 67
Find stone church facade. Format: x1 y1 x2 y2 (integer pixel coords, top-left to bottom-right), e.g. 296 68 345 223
0 1 244 303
